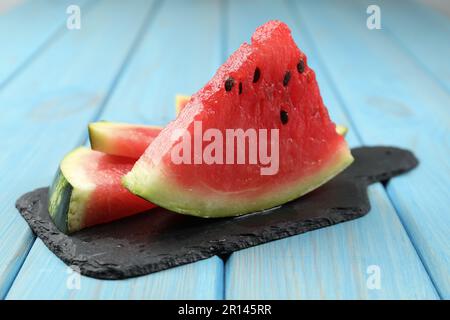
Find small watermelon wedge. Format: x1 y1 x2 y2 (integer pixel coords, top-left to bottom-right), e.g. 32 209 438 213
123 21 354 218
88 97 187 159
89 122 162 159
49 147 156 233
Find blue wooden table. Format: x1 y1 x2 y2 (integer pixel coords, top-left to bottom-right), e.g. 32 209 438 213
1 0 448 300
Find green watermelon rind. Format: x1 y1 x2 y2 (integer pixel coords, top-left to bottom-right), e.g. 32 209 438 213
48 147 94 233
122 143 353 218
48 169 72 233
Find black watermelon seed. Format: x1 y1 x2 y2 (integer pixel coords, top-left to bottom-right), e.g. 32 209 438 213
280 110 289 124
239 82 243 94
253 67 261 83
297 59 305 73
225 77 234 92
283 71 291 86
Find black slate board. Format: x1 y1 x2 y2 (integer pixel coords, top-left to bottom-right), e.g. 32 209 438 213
16 146 418 280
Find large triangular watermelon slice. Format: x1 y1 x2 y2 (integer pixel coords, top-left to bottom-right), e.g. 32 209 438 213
123 21 353 217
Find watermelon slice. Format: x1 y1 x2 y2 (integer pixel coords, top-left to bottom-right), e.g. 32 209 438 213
88 97 187 159
88 122 162 159
123 20 354 217
48 147 156 233
87 97 187 159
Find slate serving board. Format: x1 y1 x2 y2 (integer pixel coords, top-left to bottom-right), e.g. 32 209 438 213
16 146 418 280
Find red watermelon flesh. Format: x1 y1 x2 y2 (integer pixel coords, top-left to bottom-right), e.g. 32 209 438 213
48 147 156 233
89 122 162 159
124 20 353 217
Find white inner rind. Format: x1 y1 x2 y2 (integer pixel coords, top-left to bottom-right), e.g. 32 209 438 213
123 142 354 218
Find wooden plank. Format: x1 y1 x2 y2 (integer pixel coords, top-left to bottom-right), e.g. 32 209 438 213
0 0 89 88
224 0 438 299
372 0 450 93
291 0 449 298
6 0 225 299
96 0 223 125
226 184 438 299
6 239 223 300
0 0 155 299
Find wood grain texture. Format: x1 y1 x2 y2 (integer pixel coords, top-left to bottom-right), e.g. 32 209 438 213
292 0 449 298
3 0 447 300
227 184 437 299
0 0 89 88
0 0 155 298
224 0 438 299
373 0 450 93
95 0 222 125
6 239 223 300
6 0 225 299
